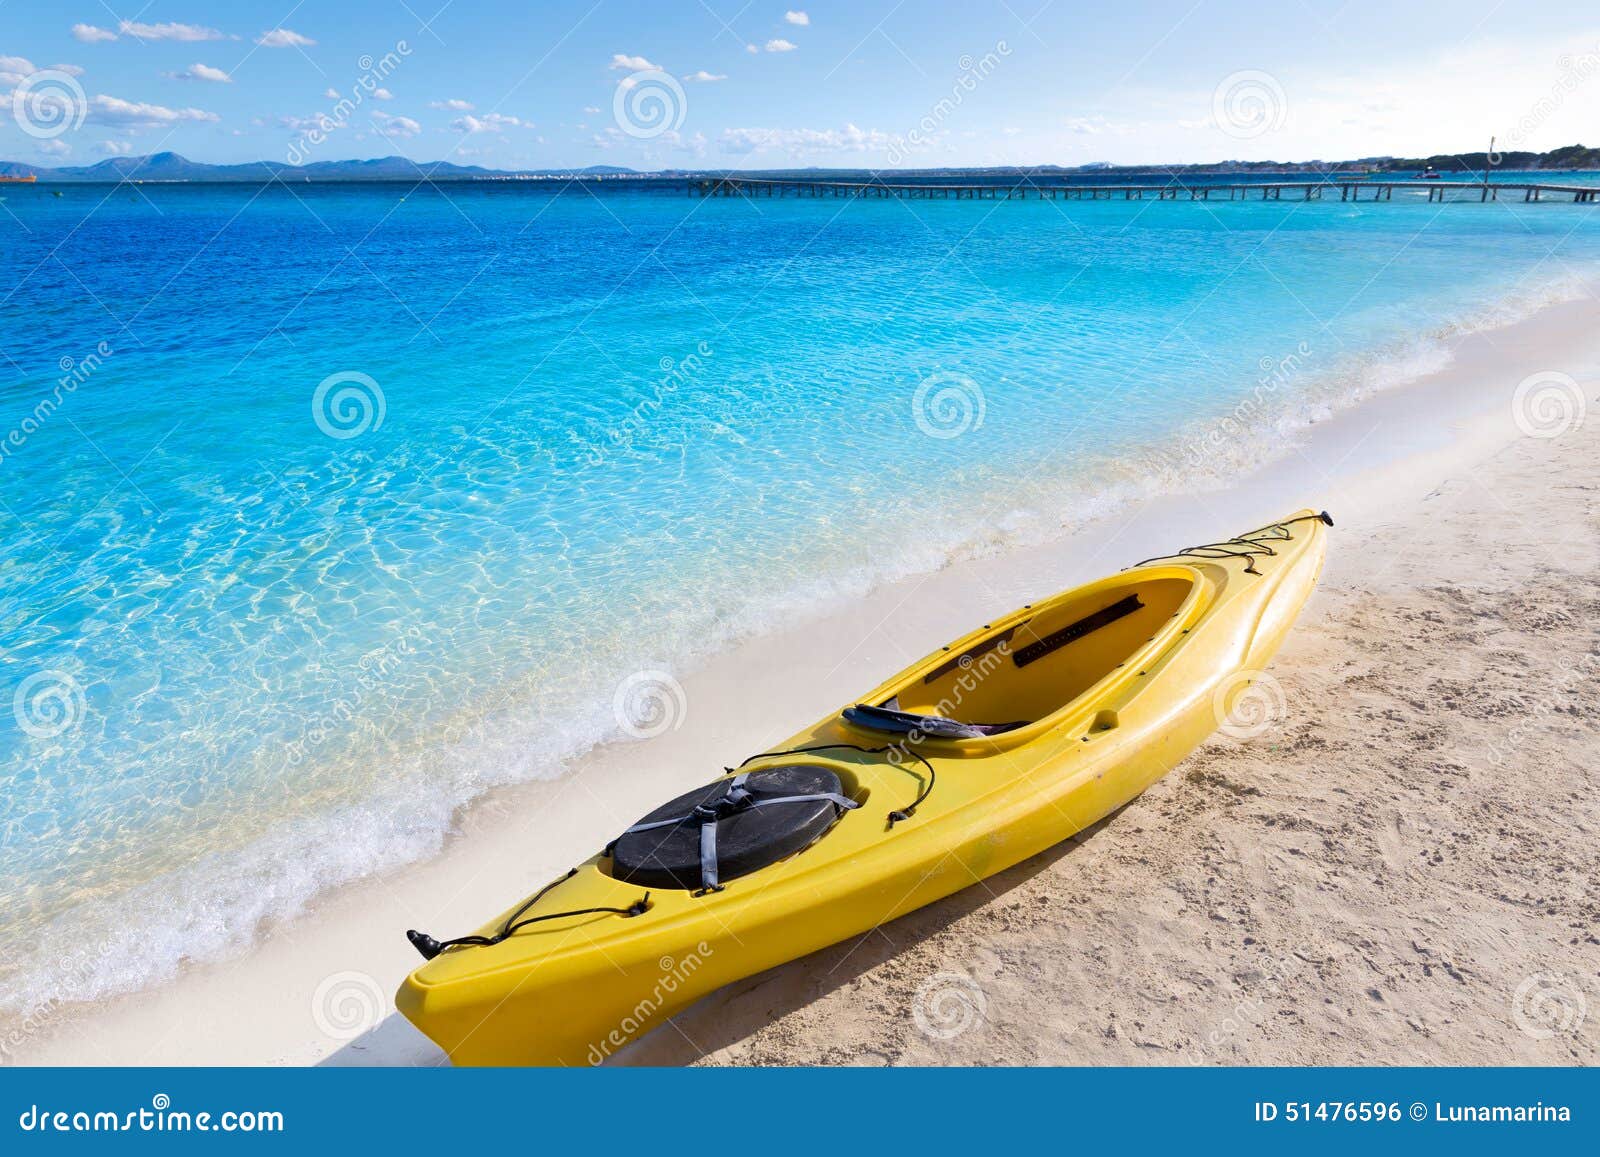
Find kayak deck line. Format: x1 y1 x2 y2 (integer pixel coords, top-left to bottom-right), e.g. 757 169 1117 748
396 509 1332 1065
1131 510 1334 575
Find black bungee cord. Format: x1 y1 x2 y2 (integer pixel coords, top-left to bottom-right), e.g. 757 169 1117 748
732 741 937 827
1133 510 1333 574
407 868 650 960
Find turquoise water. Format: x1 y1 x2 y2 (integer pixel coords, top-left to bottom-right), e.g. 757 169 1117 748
2 177 1599 1012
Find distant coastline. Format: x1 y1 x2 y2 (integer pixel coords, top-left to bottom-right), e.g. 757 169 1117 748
3 144 1598 184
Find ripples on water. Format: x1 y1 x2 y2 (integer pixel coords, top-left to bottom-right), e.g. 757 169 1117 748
1 179 1597 1011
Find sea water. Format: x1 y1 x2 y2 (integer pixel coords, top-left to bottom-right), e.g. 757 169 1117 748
2 175 1598 1014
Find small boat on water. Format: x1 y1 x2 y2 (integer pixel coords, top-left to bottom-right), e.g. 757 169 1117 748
397 510 1332 1065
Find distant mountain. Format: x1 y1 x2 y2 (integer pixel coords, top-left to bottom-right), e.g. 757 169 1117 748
0 151 642 183
3 145 1596 184
1385 143 1600 172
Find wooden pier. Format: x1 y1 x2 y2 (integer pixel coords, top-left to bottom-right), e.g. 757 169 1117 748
691 177 1600 204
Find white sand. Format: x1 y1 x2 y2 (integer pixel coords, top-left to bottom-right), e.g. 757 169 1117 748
12 297 1599 1067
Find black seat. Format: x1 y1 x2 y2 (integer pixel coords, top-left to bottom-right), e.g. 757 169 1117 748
841 702 1028 740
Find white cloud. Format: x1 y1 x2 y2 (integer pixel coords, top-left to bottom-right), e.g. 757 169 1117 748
88 94 221 127
720 123 891 155
371 110 421 138
1 56 85 87
784 11 810 25
609 54 660 71
1060 115 1135 137
430 98 474 110
96 139 133 155
72 20 231 42
169 63 232 83
593 125 704 156
745 44 759 55
120 21 228 42
582 105 601 114
683 70 726 82
450 113 522 133
765 39 797 53
257 28 315 48
661 129 709 157
373 87 394 100
37 139 71 156
323 87 340 100
0 55 35 85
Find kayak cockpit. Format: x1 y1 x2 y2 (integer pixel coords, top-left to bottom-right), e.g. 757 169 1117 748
843 570 1202 744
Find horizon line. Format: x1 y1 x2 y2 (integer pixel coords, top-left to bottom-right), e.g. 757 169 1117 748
4 142 1594 182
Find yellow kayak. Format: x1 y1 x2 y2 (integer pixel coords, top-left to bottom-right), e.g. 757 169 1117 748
396 509 1331 1065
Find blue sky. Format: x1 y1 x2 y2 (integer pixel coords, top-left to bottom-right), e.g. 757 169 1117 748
3 2 1598 169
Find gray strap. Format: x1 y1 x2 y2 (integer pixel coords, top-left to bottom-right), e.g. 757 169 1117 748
622 814 691 835
699 821 720 891
744 792 860 811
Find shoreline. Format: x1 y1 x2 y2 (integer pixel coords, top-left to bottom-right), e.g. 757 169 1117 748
9 292 1599 1066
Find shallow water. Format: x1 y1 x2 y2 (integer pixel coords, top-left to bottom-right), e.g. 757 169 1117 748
2 175 1598 1011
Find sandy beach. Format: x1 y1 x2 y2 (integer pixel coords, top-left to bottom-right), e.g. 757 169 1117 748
11 295 1598 1068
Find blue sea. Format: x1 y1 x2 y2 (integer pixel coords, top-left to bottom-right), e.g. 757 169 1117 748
3 173 1599 1014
